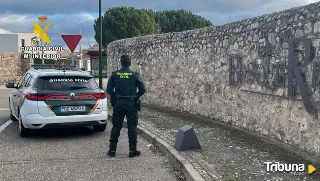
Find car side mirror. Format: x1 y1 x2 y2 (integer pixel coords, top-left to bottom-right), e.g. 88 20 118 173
6 82 15 88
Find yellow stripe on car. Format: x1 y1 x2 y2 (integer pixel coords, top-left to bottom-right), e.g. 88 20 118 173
88 100 99 114
47 105 52 111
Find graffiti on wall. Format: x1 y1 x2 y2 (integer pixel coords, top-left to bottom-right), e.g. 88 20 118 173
228 36 320 114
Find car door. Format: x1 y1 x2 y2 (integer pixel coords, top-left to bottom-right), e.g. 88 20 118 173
12 74 27 116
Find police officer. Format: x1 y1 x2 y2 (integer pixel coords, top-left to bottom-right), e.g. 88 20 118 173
106 54 146 158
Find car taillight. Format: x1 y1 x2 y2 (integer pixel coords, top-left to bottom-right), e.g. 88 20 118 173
93 92 107 99
25 93 46 101
25 93 68 101
77 92 107 100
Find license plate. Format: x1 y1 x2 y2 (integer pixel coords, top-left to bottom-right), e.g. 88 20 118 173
60 106 86 112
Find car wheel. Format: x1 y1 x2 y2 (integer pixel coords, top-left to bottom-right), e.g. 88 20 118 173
9 99 17 121
93 124 107 132
19 114 30 137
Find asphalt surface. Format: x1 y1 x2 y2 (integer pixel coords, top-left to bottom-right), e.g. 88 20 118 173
0 88 181 181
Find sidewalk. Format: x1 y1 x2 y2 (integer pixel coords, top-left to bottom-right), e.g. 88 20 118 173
136 104 320 181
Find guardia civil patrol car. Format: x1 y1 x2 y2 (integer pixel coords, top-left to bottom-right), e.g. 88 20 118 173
6 64 108 137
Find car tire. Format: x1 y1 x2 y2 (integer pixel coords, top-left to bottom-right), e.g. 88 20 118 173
93 124 107 132
9 99 17 121
19 114 30 137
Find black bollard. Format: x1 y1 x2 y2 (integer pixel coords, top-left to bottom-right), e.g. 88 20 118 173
174 125 201 151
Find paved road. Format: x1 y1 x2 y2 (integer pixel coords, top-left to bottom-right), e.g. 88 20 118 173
0 88 181 181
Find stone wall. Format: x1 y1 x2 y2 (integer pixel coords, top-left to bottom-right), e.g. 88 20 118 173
0 52 30 85
107 2 320 157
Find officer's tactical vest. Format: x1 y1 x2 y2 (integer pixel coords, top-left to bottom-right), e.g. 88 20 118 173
113 69 138 97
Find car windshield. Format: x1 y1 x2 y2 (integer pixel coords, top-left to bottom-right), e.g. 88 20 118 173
34 76 99 91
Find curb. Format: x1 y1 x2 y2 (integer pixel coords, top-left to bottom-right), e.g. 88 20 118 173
108 114 205 181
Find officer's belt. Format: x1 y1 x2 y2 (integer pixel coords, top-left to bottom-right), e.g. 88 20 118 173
115 96 138 101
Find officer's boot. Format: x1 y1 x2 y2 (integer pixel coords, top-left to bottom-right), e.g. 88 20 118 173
128 137 140 158
108 138 117 157
108 122 122 157
127 113 139 158
107 150 116 157
129 150 141 158
128 135 140 158
108 141 117 157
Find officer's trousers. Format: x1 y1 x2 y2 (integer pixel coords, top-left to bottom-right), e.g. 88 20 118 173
109 99 138 151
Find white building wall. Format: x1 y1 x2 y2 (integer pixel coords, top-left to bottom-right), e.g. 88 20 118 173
87 59 91 71
0 29 59 60
18 33 58 59
0 34 19 52
18 33 37 52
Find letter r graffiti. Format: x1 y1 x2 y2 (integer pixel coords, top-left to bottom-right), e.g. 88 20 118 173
287 36 315 114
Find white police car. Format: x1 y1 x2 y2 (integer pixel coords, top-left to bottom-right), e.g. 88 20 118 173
6 64 108 137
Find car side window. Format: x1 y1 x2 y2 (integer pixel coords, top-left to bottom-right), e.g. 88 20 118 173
15 74 27 88
18 78 26 89
27 75 34 87
23 73 32 87
16 73 32 89
32 77 40 89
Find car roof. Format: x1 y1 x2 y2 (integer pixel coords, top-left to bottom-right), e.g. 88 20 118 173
28 68 92 78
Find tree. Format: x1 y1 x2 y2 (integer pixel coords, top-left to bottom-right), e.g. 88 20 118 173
94 7 160 47
155 10 213 33
93 7 213 47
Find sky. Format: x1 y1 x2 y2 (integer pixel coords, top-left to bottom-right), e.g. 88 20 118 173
0 0 318 50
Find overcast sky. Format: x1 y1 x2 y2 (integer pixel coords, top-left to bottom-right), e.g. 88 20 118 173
0 0 318 50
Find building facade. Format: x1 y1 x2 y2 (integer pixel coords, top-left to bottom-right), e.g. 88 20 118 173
0 28 36 53
0 28 58 59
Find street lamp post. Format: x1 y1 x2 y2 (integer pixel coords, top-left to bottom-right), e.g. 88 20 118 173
98 0 103 89
41 39 44 64
31 37 37 65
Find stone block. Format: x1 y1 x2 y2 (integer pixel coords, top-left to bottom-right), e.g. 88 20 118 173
174 125 201 151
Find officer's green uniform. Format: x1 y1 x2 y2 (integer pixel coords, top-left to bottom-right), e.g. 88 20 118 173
106 67 146 152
